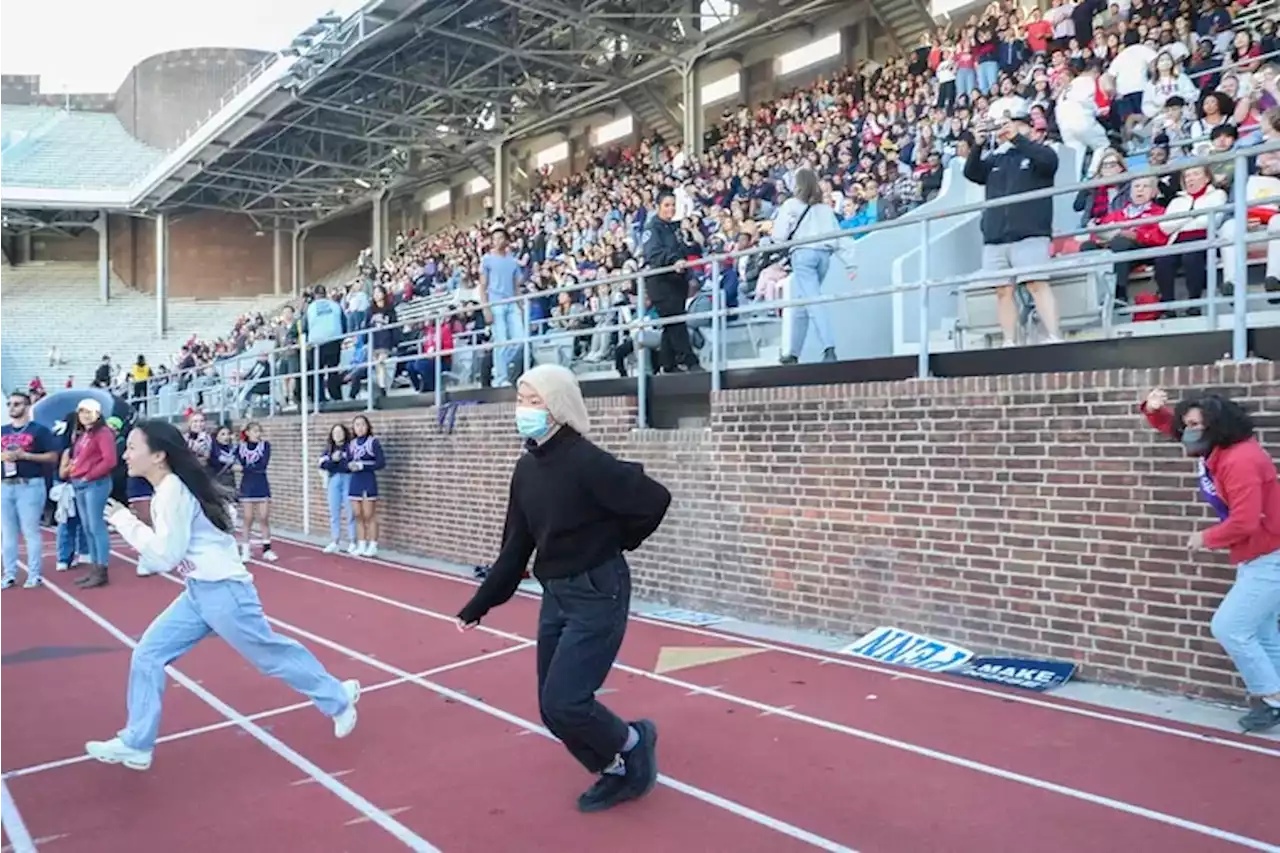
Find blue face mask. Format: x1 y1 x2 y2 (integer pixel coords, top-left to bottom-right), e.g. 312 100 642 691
515 406 552 440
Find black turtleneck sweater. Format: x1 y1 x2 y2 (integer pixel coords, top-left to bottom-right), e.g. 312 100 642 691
457 426 671 624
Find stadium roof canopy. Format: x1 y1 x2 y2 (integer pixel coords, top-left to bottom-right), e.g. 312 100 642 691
1 0 862 226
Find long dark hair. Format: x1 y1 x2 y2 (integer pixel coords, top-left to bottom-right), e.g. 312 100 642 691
133 420 235 533
327 424 351 454
1171 394 1256 448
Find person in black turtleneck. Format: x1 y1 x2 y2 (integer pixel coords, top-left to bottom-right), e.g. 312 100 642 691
457 364 672 814
642 189 701 373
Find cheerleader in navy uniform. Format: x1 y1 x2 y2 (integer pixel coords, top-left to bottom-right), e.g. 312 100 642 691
208 425 238 493
347 415 385 557
236 422 276 562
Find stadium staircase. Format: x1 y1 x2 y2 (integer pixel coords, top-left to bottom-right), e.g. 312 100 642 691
1 262 286 391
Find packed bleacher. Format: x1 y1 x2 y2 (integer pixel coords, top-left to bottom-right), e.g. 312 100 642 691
136 0 1279 412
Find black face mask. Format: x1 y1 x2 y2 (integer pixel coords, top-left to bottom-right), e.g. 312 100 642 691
1181 427 1210 456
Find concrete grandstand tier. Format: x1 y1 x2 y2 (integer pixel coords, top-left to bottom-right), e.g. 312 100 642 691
1 262 286 390
0 105 162 190
113 47 274 151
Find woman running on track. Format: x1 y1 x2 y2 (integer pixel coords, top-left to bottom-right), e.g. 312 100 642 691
456 364 671 813
86 420 360 771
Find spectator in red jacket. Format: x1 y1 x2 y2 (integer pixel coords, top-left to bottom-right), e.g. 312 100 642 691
1078 176 1167 304
1140 387 1280 734
66 398 118 589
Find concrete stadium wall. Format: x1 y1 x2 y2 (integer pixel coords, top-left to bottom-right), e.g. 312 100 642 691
114 48 272 150
99 209 369 299
248 362 1280 701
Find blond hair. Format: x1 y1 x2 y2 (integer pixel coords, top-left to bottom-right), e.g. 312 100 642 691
518 364 591 437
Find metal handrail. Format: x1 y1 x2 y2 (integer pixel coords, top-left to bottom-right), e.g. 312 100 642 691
120 142 1279 431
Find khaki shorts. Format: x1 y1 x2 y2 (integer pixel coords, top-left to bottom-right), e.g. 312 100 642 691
981 236 1051 287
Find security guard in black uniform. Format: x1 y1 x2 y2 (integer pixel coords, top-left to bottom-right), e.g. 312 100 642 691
641 190 701 373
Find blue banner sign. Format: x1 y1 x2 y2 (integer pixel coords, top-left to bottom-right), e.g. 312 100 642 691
956 657 1077 692
645 607 728 627
841 626 973 672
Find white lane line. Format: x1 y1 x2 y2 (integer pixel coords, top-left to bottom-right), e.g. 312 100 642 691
0 779 38 853
0 833 70 853
120 557 854 853
346 807 413 826
241 554 1280 853
275 535 1280 760
2 642 532 782
39 578 441 853
294 769 356 786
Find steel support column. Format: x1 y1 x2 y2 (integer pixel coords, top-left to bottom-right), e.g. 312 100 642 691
681 61 703 157
493 140 508 213
273 221 284 296
155 214 169 337
97 211 110 303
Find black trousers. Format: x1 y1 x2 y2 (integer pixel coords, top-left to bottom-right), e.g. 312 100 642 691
651 278 697 372
307 342 343 403
537 555 632 774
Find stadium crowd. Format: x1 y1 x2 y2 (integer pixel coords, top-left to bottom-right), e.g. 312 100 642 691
99 0 1279 411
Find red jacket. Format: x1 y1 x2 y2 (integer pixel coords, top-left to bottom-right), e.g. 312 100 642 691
71 427 117 483
1142 403 1280 564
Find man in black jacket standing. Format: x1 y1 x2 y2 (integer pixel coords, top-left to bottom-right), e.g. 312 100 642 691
641 190 702 373
964 107 1063 347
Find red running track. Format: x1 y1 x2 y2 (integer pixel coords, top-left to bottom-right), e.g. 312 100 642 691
2 536 1278 853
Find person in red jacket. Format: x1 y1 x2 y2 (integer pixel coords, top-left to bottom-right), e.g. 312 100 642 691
1140 387 1280 733
66 398 118 589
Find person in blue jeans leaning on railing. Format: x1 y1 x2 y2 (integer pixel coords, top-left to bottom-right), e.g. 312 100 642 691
1 390 59 589
63 398 118 589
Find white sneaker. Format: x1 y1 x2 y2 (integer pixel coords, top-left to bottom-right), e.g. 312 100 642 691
239 544 251 563
333 680 360 738
74 554 90 566
323 542 339 554
85 737 152 771
22 576 41 589
347 542 362 556
365 542 378 558
261 548 278 562
56 561 70 571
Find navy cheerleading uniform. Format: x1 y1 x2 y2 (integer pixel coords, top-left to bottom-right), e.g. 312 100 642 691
209 441 238 493
237 441 272 502
347 436 384 499
127 477 153 503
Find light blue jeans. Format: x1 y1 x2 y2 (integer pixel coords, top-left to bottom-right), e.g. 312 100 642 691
1210 549 1280 696
58 514 89 565
2 479 47 581
73 477 112 566
121 579 350 751
327 473 356 544
490 300 524 386
788 247 835 359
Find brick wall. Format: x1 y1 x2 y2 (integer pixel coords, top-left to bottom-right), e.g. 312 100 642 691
250 362 1279 700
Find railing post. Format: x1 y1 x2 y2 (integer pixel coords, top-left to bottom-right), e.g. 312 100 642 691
917 219 931 380
366 326 376 412
299 331 311 537
636 274 649 429
1231 153 1249 361
522 294 532 376
434 316 445 411
710 261 722 393
1206 217 1219 331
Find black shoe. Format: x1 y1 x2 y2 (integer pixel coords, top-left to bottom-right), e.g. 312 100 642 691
577 769 632 813
1238 702 1280 733
623 719 659 800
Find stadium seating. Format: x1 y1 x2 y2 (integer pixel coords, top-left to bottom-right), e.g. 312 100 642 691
1 105 161 189
1 262 285 390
